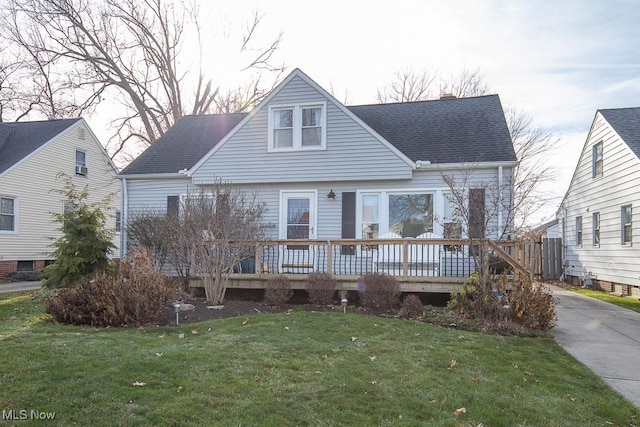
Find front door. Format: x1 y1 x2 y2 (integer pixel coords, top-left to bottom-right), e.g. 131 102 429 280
279 191 317 273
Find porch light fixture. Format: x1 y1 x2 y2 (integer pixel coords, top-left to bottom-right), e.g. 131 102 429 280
173 303 181 325
327 189 336 199
341 297 348 314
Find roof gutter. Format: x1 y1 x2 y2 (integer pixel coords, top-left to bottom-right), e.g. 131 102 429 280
116 172 189 180
414 160 518 170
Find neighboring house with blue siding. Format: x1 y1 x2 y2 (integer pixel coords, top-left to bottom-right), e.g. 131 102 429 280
119 69 517 272
0 119 120 277
559 107 640 296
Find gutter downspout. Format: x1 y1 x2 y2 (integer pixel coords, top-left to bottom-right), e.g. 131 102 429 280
121 177 128 258
498 165 503 239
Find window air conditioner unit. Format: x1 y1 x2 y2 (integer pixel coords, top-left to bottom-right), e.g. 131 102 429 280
75 165 88 176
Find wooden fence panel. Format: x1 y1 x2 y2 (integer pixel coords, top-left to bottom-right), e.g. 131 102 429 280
541 237 562 280
519 237 563 280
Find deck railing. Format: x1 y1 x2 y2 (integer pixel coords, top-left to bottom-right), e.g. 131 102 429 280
225 238 525 281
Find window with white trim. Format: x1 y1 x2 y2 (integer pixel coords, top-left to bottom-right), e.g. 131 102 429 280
576 216 582 246
359 191 434 239
361 194 380 239
268 103 326 152
592 142 603 178
0 196 16 232
389 193 433 237
116 210 122 233
75 149 88 176
592 212 600 246
622 205 632 245
443 193 462 239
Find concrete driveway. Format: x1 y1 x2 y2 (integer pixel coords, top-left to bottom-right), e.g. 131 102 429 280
0 281 42 294
550 285 640 408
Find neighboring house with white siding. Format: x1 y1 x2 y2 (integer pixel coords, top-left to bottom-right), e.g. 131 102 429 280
119 68 517 274
0 119 120 277
559 107 640 296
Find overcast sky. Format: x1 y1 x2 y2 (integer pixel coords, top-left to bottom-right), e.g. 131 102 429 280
162 0 640 225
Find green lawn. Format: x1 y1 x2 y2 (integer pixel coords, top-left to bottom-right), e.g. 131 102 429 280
1 291 639 426
569 287 640 313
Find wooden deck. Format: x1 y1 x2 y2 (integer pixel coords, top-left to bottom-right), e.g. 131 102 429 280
188 238 527 294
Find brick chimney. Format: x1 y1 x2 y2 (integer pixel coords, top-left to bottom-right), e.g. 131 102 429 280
440 93 456 99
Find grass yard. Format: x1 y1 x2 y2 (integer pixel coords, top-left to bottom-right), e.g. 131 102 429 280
569 287 640 313
1 291 639 426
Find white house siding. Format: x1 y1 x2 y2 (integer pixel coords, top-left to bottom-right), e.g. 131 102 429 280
191 75 413 185
0 121 120 264
561 113 640 288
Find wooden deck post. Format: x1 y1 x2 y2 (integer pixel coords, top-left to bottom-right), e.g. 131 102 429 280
327 241 333 275
402 240 409 280
255 242 263 277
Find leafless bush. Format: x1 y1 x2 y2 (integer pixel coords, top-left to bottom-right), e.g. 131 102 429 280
264 275 293 306
306 273 337 305
359 273 400 313
450 273 556 332
400 294 425 319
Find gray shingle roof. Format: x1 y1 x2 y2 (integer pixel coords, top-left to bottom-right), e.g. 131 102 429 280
119 113 246 175
599 107 640 158
348 95 515 163
120 95 515 175
0 119 81 174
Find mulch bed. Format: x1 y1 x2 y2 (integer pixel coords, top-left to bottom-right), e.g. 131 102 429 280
158 290 348 326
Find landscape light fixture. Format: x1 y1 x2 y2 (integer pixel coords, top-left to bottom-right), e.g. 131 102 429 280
341 297 348 314
173 303 181 325
327 189 336 199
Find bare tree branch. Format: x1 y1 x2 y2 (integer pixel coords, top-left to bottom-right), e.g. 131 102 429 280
0 0 285 163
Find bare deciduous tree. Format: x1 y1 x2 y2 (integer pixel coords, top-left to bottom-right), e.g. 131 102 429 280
127 208 193 289
438 68 489 98
441 170 508 291
182 183 265 304
378 67 556 232
505 107 558 232
376 68 438 103
0 0 284 162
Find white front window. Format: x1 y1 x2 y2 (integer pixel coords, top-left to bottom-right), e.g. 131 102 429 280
388 193 433 237
443 193 462 239
0 196 16 233
358 191 435 239
268 103 326 152
361 194 380 239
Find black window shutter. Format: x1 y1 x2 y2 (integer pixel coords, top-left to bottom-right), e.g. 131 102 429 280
341 192 356 255
167 196 179 217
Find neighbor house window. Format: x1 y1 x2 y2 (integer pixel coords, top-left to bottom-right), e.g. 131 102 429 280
268 103 326 152
592 142 603 178
75 149 87 176
592 212 600 246
0 196 16 232
622 205 632 245
63 203 74 226
115 210 122 233
576 216 582 246
17 261 34 272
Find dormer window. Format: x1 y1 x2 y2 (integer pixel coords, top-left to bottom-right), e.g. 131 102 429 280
268 102 326 152
75 149 88 176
